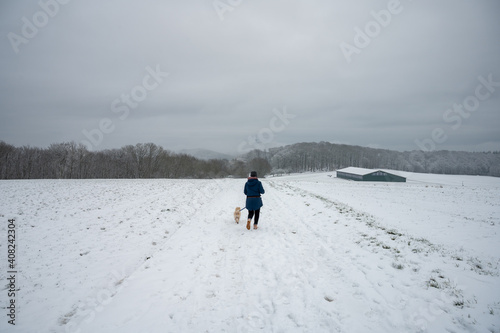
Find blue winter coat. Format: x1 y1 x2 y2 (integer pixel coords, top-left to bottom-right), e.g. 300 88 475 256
244 177 265 211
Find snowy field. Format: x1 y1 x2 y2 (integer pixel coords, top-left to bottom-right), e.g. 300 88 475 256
1 171 499 333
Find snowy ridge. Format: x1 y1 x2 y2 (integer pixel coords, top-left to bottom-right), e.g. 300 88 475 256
178 148 234 161
0 173 499 332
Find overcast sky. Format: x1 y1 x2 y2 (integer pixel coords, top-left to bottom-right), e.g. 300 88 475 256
1 0 499 154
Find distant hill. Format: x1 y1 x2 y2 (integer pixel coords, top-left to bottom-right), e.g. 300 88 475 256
2 140 498 179
178 149 234 161
242 141 500 177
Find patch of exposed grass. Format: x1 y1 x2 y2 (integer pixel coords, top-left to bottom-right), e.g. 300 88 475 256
392 262 404 270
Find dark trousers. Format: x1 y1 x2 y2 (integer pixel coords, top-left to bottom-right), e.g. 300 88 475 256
248 209 260 225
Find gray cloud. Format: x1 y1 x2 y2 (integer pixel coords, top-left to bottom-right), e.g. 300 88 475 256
1 0 499 154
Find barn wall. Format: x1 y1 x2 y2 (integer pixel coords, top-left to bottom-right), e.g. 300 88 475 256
337 170 406 182
363 172 406 182
336 171 362 181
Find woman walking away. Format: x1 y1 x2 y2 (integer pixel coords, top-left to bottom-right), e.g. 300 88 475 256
244 171 265 230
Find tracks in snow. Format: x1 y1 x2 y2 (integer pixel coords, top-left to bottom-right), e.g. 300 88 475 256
267 180 499 332
59 178 496 332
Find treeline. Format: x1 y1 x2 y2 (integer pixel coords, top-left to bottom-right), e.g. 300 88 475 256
245 142 500 177
0 141 271 179
2 140 499 179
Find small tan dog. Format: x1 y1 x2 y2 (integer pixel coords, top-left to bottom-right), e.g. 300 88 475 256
234 207 241 224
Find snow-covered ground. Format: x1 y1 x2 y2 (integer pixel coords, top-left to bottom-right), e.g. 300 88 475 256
0 171 499 333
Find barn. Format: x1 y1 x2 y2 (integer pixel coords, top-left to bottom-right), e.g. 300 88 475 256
336 167 406 182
